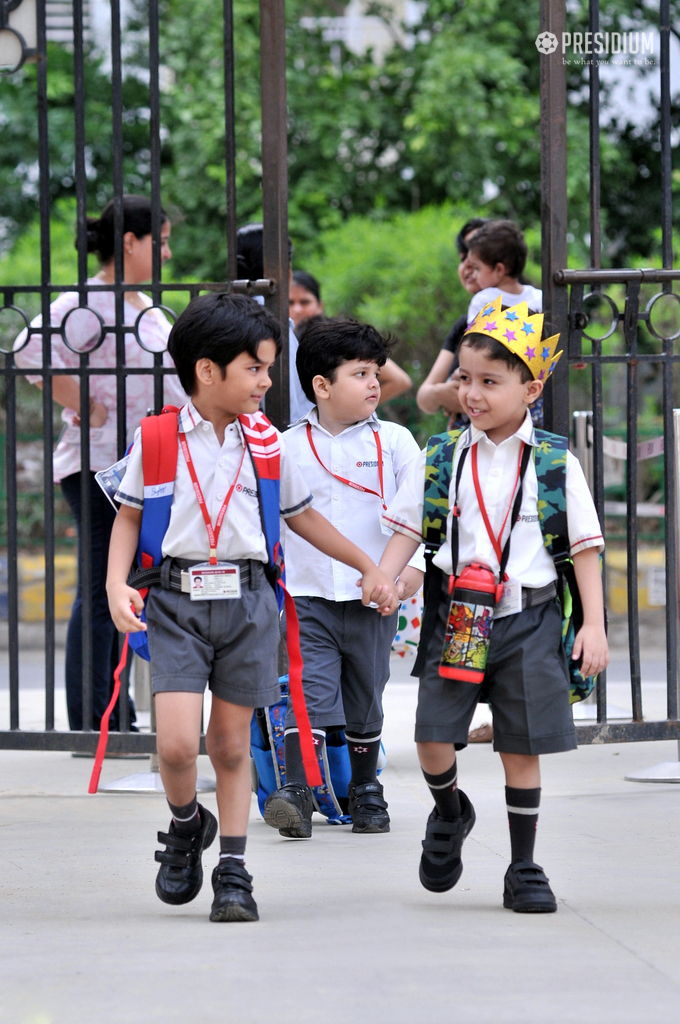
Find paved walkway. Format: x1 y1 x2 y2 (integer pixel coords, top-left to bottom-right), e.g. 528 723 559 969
2 657 680 1024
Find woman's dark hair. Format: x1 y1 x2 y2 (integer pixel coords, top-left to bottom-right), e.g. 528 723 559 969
84 195 168 264
236 223 293 280
292 270 321 302
466 219 528 279
296 316 392 403
168 292 282 395
456 218 489 256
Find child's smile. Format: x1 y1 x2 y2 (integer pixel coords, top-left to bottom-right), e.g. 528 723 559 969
457 344 541 444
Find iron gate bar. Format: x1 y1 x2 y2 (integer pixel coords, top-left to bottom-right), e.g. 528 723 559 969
555 269 680 284
660 0 672 279
149 0 164 415
539 0 569 438
259 0 290 431
223 0 237 282
624 281 642 721
588 0 601 270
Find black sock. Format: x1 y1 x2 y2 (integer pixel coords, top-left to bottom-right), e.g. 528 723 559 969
284 728 325 787
168 796 200 835
219 835 247 863
422 761 462 820
506 786 541 863
346 730 382 786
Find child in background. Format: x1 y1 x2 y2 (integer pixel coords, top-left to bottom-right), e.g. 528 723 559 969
106 294 398 923
465 220 542 323
378 298 608 911
263 317 424 838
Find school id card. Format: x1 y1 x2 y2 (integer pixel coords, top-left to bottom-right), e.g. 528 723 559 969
188 562 242 601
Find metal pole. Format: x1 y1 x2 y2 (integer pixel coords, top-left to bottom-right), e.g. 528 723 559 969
539 0 569 436
259 0 290 431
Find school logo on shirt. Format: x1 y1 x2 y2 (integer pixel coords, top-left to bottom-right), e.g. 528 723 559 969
235 483 258 498
356 460 379 468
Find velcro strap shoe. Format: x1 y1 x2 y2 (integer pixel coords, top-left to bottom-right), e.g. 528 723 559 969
348 781 390 833
419 789 476 892
263 782 314 838
154 803 217 905
503 860 557 913
210 859 259 922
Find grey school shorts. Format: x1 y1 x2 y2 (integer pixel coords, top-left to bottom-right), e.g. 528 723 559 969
415 591 578 755
285 597 398 734
145 561 281 709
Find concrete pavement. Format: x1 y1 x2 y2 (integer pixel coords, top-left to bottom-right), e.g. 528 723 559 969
1 656 680 1024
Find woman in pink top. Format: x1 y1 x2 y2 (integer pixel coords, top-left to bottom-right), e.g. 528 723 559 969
14 195 186 732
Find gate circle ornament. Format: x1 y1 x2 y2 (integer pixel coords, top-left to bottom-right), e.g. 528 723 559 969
60 306 107 354
581 291 620 342
133 305 176 352
646 291 680 342
0 26 27 73
0 304 30 354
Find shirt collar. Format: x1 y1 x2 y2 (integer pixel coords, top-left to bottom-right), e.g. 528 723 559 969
178 402 244 442
289 407 381 437
462 410 536 449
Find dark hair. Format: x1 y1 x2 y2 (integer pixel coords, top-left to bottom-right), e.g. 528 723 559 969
460 333 533 383
84 195 168 264
456 218 489 257
466 219 527 279
296 317 392 403
236 223 293 280
168 293 282 395
292 270 321 302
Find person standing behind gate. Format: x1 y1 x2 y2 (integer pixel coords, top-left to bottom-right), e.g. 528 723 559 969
13 194 186 732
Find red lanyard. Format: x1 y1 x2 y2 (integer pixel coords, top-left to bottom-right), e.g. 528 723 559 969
306 422 386 510
178 429 247 565
470 442 525 565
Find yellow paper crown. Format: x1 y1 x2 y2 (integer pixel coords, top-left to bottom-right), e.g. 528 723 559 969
463 296 562 381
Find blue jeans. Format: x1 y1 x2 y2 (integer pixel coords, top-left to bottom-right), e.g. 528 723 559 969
61 472 136 731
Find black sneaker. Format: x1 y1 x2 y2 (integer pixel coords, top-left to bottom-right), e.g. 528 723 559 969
263 782 314 838
503 860 557 913
210 859 259 922
154 804 218 905
419 790 476 892
348 781 390 834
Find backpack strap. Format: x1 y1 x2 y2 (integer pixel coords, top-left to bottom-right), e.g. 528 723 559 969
533 429 570 571
412 429 464 676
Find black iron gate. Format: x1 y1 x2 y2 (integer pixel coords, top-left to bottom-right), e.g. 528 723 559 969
540 0 680 744
0 0 289 753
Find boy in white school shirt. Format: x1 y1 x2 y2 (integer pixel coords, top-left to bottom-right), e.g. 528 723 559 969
106 295 398 924
379 298 608 911
263 317 424 839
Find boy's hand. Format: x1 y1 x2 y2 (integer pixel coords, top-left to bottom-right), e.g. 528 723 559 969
107 582 147 634
360 566 399 616
571 623 609 678
397 566 424 601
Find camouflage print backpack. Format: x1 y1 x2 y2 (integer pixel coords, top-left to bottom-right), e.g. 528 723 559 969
416 427 597 704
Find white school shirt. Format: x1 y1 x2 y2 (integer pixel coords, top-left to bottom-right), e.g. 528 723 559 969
13 280 187 482
467 285 543 323
281 409 425 600
382 411 604 586
115 402 313 563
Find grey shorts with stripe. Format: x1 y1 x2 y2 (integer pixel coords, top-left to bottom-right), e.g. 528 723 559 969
145 561 281 709
416 593 578 755
285 597 398 735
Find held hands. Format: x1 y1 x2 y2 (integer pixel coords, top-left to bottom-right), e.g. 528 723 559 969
107 582 147 634
571 622 609 678
397 566 424 601
358 566 399 616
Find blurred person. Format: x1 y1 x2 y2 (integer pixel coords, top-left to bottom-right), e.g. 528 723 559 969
466 220 542 323
13 195 186 732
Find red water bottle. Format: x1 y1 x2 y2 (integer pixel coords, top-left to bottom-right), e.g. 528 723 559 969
439 563 504 683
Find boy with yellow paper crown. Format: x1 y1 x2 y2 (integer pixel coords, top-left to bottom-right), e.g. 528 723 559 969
378 298 608 912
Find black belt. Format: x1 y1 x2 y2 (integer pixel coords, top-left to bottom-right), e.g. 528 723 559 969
128 557 263 594
439 577 557 609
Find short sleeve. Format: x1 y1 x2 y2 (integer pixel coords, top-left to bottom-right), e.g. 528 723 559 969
279 435 313 518
381 446 426 542
13 291 81 383
566 451 604 555
114 427 144 509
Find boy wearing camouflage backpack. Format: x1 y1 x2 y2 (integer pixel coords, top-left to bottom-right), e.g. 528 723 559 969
378 298 608 912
